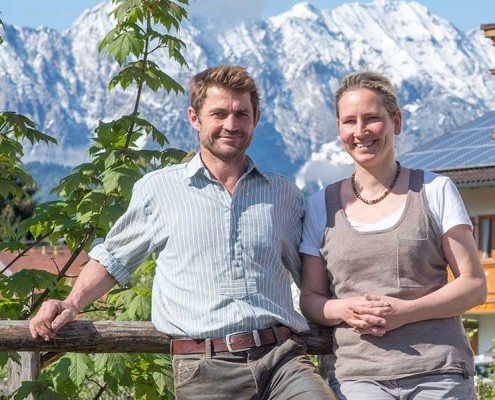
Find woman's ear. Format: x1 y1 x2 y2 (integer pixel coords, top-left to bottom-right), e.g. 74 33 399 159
394 111 402 135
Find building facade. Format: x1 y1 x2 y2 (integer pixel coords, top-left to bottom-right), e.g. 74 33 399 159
400 110 495 355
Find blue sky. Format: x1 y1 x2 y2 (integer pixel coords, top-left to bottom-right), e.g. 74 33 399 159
0 0 493 32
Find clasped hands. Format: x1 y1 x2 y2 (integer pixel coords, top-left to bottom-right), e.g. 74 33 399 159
337 294 405 336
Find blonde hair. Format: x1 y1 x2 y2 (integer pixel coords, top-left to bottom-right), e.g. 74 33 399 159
335 71 400 120
190 65 260 117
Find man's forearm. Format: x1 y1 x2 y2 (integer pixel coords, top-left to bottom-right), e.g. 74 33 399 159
65 258 118 312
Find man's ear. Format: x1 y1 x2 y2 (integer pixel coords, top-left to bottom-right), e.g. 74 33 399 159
188 106 201 131
253 111 261 128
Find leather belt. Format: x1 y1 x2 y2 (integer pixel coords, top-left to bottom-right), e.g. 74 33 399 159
171 325 293 355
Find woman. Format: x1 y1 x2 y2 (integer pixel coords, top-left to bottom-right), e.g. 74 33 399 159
299 71 487 399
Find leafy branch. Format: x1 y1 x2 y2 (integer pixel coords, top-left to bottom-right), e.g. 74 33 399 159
1 1 191 398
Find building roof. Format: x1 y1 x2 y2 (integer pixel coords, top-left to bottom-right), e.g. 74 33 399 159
399 110 495 187
482 23 495 75
435 166 495 188
0 245 88 277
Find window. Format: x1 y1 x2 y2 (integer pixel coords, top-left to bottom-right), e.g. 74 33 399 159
479 215 495 259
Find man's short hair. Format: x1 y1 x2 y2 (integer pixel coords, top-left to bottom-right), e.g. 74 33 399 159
190 65 260 117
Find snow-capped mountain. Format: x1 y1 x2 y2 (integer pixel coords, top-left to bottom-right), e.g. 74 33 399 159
1 0 494 196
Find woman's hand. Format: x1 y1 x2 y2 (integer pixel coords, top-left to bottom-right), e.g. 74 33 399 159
337 295 392 336
350 294 412 335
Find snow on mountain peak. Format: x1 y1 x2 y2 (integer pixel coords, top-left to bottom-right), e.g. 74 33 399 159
270 1 323 28
0 0 494 194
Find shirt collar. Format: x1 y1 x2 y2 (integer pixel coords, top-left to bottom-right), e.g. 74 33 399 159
184 152 269 182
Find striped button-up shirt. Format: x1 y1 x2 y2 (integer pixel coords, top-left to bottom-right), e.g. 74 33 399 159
88 153 308 338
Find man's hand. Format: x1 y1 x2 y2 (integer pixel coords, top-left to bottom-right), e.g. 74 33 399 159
29 300 78 341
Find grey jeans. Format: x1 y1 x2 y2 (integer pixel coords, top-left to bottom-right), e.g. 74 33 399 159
173 336 336 399
333 373 476 400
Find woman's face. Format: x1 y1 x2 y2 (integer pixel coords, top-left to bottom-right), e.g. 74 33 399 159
337 88 401 168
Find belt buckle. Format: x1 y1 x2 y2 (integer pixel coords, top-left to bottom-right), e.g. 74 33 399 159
226 329 261 353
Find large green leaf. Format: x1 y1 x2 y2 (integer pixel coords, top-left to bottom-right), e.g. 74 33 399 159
142 61 184 94
52 172 83 198
67 353 94 386
0 298 24 319
98 203 126 231
0 135 23 161
106 29 144 65
75 190 108 225
107 286 138 310
92 119 129 150
0 112 57 145
94 353 134 387
135 382 159 400
160 148 189 166
101 165 142 198
108 62 143 91
0 177 21 197
0 269 58 299
47 357 74 395
0 240 28 252
152 369 173 396
13 380 66 400
126 289 152 320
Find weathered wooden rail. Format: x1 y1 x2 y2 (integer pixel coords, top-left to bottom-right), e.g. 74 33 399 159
0 320 333 354
2 320 333 396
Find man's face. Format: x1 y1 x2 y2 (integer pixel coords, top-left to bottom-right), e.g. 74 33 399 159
188 86 260 163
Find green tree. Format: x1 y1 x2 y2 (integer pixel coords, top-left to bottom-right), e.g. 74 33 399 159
0 1 190 398
0 180 37 241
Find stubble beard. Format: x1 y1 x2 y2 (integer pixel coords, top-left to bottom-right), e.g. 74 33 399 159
201 132 252 163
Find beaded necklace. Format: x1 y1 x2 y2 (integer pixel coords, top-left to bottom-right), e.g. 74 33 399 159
351 161 401 205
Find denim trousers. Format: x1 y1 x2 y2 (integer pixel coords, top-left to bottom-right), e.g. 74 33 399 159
172 336 336 399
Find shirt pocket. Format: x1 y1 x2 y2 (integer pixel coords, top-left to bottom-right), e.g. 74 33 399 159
219 277 258 299
397 237 429 288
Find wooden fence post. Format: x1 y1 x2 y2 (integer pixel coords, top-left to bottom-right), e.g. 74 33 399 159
7 351 40 398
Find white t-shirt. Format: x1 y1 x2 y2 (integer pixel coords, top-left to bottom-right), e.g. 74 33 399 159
300 170 472 257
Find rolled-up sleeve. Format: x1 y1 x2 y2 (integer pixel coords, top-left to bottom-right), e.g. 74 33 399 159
88 178 157 285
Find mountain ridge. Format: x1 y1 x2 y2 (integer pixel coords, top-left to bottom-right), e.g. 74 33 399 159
0 0 494 196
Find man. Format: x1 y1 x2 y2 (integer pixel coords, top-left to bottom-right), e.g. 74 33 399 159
30 65 335 399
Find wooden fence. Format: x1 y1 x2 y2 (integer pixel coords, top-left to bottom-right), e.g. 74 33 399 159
1 320 333 396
